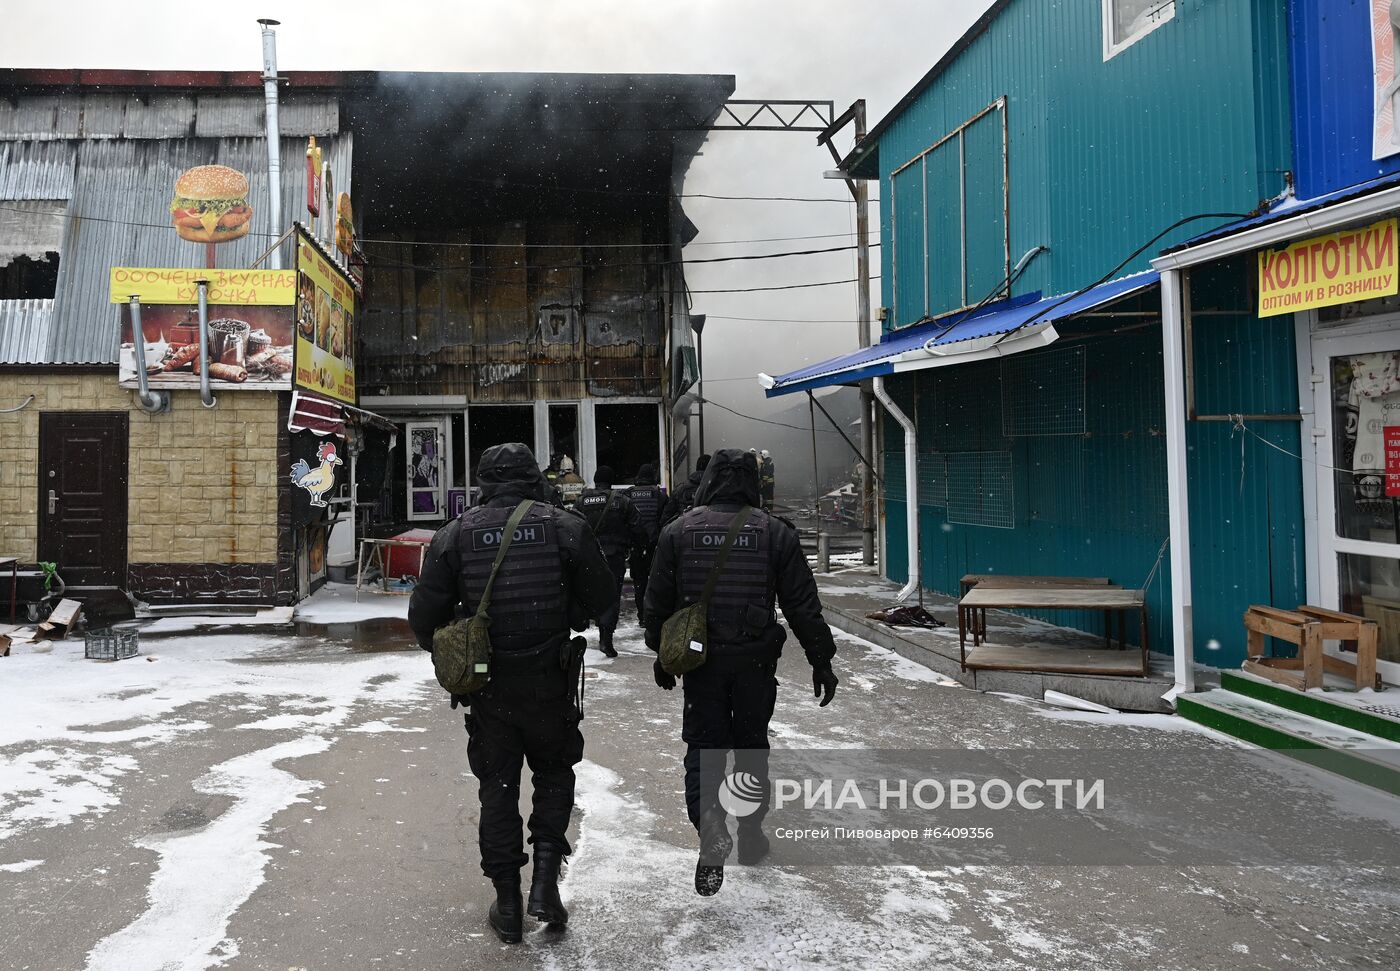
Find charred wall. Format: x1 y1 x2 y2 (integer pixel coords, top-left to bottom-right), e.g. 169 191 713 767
358 215 669 401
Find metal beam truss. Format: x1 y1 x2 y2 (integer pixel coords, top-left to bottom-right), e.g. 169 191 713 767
710 100 835 132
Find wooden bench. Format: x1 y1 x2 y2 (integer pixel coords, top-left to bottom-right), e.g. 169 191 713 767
1243 604 1380 692
957 586 1149 677
959 575 1115 642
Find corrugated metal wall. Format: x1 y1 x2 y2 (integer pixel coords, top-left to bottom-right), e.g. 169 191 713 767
877 0 1290 320
874 0 1301 667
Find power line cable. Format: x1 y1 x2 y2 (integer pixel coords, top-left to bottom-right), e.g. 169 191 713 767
361 255 879 296
998 212 1248 342
360 241 877 271
695 395 841 434
0 203 877 251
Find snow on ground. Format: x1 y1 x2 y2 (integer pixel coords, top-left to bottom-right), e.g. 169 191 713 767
2 626 435 966
84 735 332 971
292 581 411 624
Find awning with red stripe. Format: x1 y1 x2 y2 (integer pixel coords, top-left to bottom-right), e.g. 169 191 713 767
288 391 346 437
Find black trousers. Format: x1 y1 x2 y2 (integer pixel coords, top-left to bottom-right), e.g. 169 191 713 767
597 557 627 638
628 545 655 616
681 652 779 828
465 671 584 880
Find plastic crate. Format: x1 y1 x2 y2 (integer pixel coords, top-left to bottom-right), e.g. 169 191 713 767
85 627 139 661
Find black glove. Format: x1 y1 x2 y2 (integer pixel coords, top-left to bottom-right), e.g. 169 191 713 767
653 658 676 690
811 665 838 707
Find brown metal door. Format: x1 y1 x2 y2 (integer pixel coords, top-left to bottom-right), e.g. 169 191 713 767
38 412 129 587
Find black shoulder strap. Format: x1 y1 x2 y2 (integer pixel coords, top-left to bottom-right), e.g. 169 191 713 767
586 491 617 534
477 500 534 616
699 506 753 607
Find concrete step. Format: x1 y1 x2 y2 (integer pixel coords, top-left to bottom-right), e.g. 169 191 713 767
1220 669 1400 743
1178 688 1400 797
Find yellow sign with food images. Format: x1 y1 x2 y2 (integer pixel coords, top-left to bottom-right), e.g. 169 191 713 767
295 231 357 404
109 267 295 305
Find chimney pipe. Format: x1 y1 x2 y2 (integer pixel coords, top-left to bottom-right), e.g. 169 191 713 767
128 295 169 414
258 18 283 270
196 279 217 409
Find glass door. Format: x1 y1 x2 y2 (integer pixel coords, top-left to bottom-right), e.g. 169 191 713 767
405 419 446 521
1313 332 1400 684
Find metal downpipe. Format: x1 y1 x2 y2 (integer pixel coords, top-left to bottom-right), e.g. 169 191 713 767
128 296 167 413
872 375 919 601
196 280 217 409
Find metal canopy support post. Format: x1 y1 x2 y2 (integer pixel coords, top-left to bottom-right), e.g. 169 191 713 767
818 99 876 567
1160 267 1195 700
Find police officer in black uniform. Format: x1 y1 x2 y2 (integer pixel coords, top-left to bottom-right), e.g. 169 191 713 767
644 448 839 896
576 465 648 657
659 452 710 526
625 463 665 618
409 443 616 944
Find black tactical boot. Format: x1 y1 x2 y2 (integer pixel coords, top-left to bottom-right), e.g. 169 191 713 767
488 875 523 944
695 807 732 897
600 631 618 658
737 822 771 865
527 848 569 925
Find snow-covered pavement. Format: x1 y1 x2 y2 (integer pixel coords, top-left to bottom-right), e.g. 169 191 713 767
2 583 1398 970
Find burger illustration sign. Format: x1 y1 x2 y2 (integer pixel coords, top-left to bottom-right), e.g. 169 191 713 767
170 165 254 245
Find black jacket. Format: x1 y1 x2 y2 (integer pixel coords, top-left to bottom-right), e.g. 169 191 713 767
643 449 837 668
578 487 650 562
408 443 617 651
660 468 704 526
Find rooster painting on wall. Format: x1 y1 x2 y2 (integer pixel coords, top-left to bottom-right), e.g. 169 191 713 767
291 440 344 507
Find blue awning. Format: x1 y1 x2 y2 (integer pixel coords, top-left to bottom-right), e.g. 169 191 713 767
1172 171 1400 251
762 271 1160 397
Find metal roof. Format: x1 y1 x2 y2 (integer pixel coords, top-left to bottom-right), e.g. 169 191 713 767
0 91 338 140
0 299 54 364
1170 171 1400 252
0 140 75 197
764 271 1159 397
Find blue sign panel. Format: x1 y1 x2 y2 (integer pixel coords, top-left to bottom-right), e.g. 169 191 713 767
1291 0 1400 198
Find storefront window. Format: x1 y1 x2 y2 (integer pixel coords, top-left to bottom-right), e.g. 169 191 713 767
548 404 579 473
596 402 660 484
1317 292 1400 326
1339 552 1400 665
468 406 534 486
1328 351 1400 541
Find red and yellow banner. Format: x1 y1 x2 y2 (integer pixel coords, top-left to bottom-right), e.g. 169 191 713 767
1257 218 1398 317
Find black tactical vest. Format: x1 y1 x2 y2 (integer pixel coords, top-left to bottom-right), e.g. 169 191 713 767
455 500 568 653
577 488 626 560
628 485 663 534
678 505 773 644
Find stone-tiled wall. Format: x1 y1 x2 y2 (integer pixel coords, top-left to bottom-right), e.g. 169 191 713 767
0 371 290 601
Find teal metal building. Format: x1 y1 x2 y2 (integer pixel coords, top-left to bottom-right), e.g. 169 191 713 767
767 0 1301 671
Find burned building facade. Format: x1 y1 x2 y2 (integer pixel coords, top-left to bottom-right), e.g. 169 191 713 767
348 73 732 527
0 68 731 609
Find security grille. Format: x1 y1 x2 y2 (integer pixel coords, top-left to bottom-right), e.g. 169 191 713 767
917 451 948 508
1000 344 1086 437
946 451 1015 529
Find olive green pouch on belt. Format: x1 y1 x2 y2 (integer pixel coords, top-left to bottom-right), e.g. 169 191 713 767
659 505 753 677
432 499 534 695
